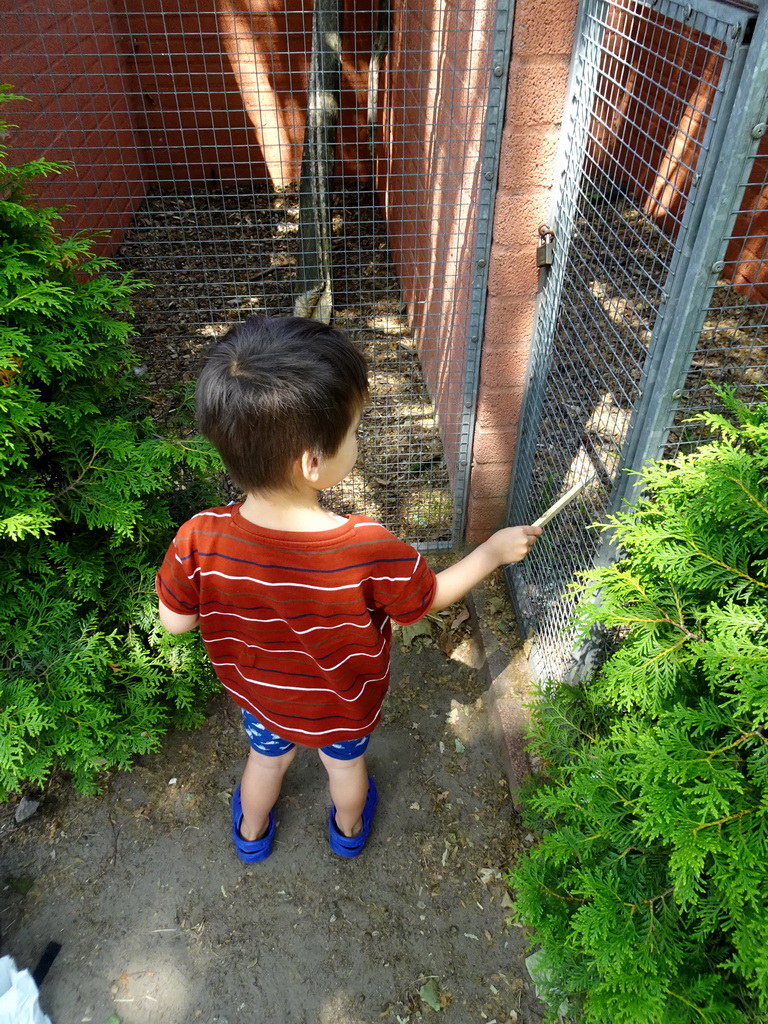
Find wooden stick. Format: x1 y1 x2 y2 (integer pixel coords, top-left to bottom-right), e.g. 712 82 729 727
533 476 593 528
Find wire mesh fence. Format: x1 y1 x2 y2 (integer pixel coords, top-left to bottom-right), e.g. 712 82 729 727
506 0 765 681
3 0 509 547
667 106 768 454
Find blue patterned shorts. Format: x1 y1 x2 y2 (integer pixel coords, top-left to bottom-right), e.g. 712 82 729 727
241 709 370 761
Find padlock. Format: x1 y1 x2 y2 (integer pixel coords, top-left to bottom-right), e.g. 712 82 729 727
536 225 555 267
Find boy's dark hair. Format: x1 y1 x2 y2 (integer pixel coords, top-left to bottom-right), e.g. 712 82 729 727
196 315 369 492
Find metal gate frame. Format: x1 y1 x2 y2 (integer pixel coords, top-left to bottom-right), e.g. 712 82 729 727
453 0 517 546
505 0 768 680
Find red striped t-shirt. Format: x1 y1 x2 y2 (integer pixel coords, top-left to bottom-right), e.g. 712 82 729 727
156 505 437 746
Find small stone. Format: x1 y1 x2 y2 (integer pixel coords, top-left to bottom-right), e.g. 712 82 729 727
14 796 40 823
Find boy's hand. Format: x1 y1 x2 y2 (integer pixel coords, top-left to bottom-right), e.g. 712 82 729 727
486 524 542 565
429 524 543 613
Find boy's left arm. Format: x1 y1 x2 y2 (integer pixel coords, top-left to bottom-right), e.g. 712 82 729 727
158 599 199 634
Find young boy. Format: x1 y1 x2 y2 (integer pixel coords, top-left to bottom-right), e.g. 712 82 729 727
156 315 541 863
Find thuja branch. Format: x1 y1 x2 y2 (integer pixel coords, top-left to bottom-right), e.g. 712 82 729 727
723 475 768 518
704 733 762 762
540 884 585 904
675 538 768 591
666 989 709 1020
606 574 702 640
622 887 675 914
692 808 753 834
53 447 102 499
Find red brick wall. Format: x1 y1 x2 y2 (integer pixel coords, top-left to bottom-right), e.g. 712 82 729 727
2 0 145 254
589 1 768 301
724 136 768 304
120 0 375 187
589 3 726 237
378 0 496 485
466 0 579 543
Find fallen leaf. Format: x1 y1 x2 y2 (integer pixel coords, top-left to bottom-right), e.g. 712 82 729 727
419 979 442 1011
450 607 470 631
454 739 465 754
400 620 433 648
5 876 34 895
438 630 456 655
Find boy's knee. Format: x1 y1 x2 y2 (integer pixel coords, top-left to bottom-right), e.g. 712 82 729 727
248 746 297 774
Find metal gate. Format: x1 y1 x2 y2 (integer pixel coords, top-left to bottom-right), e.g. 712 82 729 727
506 0 768 681
3 0 513 549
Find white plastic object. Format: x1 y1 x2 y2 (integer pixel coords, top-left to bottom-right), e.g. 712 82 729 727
0 956 53 1024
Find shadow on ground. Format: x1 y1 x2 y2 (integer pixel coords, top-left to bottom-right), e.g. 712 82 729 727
1 633 543 1024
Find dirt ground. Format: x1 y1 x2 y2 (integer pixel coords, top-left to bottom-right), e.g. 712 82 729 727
1 622 544 1024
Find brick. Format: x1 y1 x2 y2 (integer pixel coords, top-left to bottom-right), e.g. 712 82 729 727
472 423 518 465
470 461 514 499
484 297 536 345
487 247 540 299
512 0 578 56
465 496 509 543
505 57 571 127
476 386 525 429
492 191 553 253
479 344 529 394
498 128 561 192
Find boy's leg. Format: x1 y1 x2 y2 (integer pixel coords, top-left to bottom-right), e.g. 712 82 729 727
238 746 297 841
318 750 368 837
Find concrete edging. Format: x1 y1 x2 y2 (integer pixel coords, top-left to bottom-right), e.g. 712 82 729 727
466 584 535 811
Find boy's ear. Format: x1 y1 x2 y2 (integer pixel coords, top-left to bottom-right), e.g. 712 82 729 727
300 450 322 483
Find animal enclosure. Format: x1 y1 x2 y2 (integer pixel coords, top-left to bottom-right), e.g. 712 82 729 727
507 0 768 680
4 0 513 547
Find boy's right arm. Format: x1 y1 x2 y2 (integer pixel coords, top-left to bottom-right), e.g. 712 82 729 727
429 525 541 613
158 599 200 634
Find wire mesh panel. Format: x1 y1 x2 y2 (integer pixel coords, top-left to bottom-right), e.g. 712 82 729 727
665 79 768 453
2 0 509 547
506 0 760 681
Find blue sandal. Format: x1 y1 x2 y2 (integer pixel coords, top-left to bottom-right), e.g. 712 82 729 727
329 776 378 858
231 784 275 863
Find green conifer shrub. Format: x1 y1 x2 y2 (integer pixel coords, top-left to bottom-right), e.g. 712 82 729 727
0 88 222 797
508 390 768 1024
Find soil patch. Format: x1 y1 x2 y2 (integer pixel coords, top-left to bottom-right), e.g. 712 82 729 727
1 636 544 1024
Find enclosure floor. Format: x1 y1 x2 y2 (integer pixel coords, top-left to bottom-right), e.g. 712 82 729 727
115 183 453 544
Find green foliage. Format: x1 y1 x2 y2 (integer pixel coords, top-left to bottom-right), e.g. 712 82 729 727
509 389 768 1024
0 90 222 797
